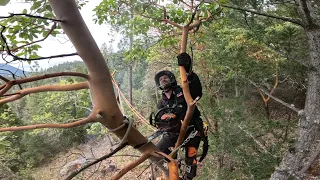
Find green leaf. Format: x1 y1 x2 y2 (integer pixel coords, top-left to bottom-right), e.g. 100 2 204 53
0 0 10 6
22 9 27 14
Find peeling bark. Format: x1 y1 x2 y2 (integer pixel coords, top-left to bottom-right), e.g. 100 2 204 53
48 0 161 166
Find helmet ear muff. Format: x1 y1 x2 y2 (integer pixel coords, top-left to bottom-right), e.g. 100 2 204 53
155 70 177 90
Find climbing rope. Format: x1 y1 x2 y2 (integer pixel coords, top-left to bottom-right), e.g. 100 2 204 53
111 77 156 131
107 116 134 147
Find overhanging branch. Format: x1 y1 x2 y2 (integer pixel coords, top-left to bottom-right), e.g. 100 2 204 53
0 25 78 62
0 72 89 96
0 112 98 132
0 22 58 53
0 82 89 105
0 13 63 22
198 0 303 26
7 52 78 62
221 4 304 27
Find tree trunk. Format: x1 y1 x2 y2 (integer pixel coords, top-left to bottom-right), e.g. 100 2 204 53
48 0 159 160
270 0 320 179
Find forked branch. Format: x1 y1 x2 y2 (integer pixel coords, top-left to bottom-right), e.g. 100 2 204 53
249 80 302 113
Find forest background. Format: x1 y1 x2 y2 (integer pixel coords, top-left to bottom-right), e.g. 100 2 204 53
0 0 319 179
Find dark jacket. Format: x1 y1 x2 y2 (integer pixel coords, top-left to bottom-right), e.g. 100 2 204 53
157 72 203 132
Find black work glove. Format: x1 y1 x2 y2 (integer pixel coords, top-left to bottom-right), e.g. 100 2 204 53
177 52 191 73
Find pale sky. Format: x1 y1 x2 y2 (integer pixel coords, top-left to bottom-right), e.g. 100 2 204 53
0 0 121 71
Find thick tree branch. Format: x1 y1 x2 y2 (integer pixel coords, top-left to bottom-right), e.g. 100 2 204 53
0 82 89 105
171 27 199 159
48 0 163 176
0 72 89 96
13 72 88 84
0 112 97 132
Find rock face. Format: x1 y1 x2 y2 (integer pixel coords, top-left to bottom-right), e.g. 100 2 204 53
0 163 22 180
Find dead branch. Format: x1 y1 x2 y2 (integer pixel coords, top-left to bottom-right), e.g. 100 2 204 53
238 123 276 157
249 80 302 113
258 71 279 106
0 112 98 132
0 82 89 104
65 143 128 180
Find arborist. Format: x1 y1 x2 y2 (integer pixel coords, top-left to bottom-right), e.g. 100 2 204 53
150 52 209 180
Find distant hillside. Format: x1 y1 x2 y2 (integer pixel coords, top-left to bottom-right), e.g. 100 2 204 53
0 64 28 77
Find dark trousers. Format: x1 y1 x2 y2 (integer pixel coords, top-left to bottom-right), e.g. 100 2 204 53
156 132 201 180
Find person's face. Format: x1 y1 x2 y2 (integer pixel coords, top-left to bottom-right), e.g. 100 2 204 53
159 75 171 88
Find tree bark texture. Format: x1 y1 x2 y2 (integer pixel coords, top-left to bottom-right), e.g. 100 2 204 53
270 0 320 179
48 0 159 159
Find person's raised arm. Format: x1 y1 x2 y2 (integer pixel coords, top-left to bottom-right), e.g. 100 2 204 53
177 53 202 100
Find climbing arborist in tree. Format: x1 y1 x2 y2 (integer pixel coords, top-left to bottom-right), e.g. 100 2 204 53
150 52 208 180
